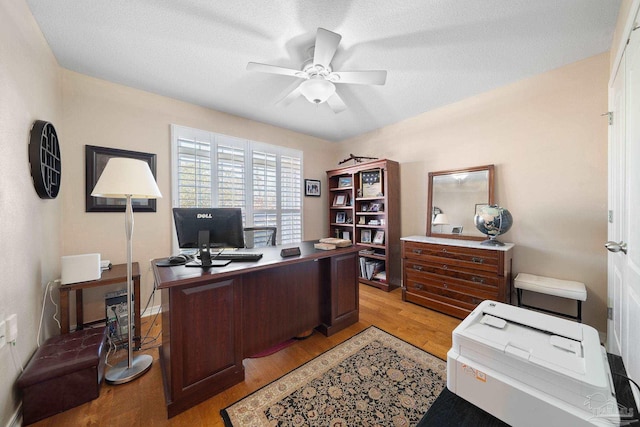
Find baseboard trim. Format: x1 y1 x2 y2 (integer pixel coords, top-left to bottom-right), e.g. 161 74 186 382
6 402 22 427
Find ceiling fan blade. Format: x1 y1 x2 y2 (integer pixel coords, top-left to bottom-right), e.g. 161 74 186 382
247 62 307 79
326 92 347 113
329 70 387 85
277 84 302 106
313 28 342 67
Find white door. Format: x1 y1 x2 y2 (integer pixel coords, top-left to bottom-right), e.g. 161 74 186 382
607 52 625 357
608 24 640 383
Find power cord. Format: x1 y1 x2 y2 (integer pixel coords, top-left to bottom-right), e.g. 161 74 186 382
37 279 61 347
612 371 640 422
137 259 163 350
104 333 118 367
104 305 128 366
139 279 162 349
614 372 640 394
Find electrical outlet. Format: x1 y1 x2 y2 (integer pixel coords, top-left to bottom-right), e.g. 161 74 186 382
6 314 17 343
0 320 6 349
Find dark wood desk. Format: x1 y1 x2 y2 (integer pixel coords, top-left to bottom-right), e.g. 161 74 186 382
153 242 361 418
59 262 141 349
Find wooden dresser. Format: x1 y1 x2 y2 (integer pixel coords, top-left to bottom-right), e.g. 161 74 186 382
401 236 514 319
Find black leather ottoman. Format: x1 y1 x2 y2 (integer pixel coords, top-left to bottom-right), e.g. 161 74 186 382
16 327 108 425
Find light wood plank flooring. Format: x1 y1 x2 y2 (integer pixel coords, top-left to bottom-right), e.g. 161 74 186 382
31 284 461 427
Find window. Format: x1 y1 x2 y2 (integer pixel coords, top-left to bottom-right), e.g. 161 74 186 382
171 125 303 246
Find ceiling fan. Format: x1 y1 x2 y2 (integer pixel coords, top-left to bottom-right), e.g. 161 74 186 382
247 28 387 113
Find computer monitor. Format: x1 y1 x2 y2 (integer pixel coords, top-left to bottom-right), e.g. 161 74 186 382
172 208 245 267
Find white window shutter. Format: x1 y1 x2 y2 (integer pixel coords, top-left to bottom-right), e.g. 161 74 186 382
171 125 303 247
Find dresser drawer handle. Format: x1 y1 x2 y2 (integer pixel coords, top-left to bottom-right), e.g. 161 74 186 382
442 265 448 270
412 249 423 255
415 284 424 290
442 248 448 253
442 283 448 289
472 257 484 264
413 265 423 271
471 277 485 284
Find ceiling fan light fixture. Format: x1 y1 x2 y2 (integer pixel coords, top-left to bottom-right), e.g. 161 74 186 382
299 78 335 104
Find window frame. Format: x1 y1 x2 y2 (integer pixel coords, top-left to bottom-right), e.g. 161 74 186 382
170 124 303 250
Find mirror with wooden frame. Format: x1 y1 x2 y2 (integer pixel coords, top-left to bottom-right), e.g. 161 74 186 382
427 165 495 240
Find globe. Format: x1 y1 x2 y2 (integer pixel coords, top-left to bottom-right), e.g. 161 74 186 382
474 205 513 246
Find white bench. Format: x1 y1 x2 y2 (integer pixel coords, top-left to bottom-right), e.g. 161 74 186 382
514 273 587 322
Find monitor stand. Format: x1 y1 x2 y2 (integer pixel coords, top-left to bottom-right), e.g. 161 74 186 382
185 230 231 268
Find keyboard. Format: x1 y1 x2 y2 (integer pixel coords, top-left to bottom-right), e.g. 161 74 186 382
214 251 263 261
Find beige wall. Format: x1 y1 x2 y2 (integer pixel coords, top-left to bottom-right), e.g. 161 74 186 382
338 53 610 330
61 70 338 322
0 1 62 424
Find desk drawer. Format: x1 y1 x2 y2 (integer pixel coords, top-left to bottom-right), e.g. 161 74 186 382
403 241 499 274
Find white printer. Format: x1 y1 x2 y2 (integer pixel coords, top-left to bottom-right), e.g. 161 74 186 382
447 300 619 426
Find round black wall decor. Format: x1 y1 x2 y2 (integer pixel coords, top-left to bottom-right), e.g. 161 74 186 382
29 120 61 199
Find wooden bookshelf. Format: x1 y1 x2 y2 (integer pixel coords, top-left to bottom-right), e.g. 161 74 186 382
327 159 400 291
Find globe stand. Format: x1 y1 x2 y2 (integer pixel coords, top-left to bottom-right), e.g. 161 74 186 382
481 235 505 246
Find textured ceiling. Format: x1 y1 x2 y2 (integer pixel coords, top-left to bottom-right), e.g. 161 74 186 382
27 0 620 142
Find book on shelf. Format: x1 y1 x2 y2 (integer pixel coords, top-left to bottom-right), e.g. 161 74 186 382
372 271 387 283
359 257 384 280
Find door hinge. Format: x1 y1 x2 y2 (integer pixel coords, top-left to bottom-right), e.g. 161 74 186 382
602 111 613 125
608 210 614 223
608 307 613 320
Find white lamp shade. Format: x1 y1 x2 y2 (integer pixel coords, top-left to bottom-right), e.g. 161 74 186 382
91 157 162 199
299 78 336 104
433 213 449 225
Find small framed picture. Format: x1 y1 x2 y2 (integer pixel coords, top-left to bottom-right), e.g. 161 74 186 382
333 194 347 206
373 230 385 245
338 176 352 188
305 179 321 197
361 229 372 244
369 202 383 212
451 226 463 234
342 231 350 241
336 212 346 224
361 203 369 212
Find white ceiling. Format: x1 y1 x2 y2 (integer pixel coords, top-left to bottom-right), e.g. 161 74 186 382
26 0 620 142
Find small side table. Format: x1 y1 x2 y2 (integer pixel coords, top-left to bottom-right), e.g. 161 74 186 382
59 262 141 349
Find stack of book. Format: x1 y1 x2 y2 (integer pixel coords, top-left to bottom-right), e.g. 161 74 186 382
359 258 385 281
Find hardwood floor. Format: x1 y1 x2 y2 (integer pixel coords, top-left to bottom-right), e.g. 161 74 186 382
31 284 461 427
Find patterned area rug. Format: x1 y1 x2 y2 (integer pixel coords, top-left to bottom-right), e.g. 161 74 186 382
221 326 446 426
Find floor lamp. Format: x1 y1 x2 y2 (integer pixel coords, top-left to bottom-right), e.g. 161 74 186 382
91 157 162 384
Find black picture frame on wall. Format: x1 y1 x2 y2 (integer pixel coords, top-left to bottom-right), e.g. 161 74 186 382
85 145 157 212
305 179 321 197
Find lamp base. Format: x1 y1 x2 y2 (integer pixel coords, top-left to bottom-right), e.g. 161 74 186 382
105 354 153 385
